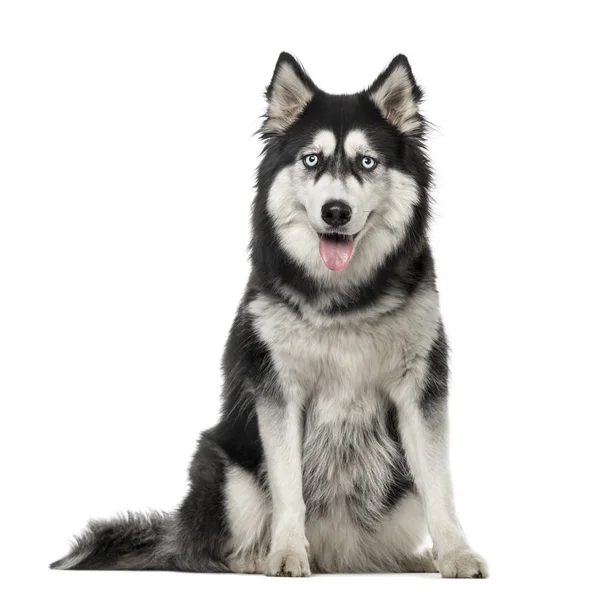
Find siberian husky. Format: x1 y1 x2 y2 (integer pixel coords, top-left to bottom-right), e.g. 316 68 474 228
51 53 488 578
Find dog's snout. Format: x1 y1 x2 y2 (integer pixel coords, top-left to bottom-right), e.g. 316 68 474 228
321 200 352 227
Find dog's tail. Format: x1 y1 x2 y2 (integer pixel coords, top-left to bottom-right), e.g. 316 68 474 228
49 511 177 571
50 510 227 572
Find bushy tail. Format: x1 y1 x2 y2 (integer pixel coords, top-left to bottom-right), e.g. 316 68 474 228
50 511 178 571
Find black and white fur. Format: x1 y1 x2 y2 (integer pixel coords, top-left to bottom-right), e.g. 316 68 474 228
51 53 488 578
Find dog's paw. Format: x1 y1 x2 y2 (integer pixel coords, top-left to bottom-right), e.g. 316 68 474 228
437 548 488 579
265 547 311 577
403 548 438 573
228 554 264 574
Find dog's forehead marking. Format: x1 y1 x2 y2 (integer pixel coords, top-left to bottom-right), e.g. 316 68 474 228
344 130 370 158
312 130 337 157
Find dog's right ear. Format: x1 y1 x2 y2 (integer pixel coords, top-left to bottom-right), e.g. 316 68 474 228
263 53 316 136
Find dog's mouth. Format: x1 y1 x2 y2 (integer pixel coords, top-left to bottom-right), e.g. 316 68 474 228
318 233 355 272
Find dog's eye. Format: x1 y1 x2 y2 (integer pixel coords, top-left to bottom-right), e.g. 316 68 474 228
360 156 377 171
303 154 319 169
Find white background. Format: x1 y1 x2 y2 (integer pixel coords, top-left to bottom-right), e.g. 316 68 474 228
1 1 597 598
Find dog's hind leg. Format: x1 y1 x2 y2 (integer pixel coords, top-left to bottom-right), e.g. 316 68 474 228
224 464 270 574
371 491 437 574
401 549 437 573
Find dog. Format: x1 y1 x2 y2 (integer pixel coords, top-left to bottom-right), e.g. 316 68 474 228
51 53 488 578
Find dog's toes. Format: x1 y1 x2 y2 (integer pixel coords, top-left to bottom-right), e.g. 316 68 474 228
438 548 488 579
228 555 264 574
403 548 438 573
265 548 311 577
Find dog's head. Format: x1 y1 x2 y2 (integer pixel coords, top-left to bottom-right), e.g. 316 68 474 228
254 53 431 288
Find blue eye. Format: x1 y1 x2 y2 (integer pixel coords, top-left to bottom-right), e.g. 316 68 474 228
361 156 377 170
303 154 319 168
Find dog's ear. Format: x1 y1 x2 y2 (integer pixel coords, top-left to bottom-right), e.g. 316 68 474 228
263 53 316 136
368 55 423 135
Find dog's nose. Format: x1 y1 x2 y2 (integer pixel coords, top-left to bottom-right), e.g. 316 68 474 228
321 200 352 227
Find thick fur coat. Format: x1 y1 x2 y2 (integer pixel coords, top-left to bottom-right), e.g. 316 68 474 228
51 53 487 578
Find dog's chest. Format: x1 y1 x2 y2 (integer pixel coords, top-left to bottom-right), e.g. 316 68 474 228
249 295 432 522
289 322 401 516
250 297 412 393
301 387 411 525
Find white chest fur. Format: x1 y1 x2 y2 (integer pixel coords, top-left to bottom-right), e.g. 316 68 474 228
248 289 440 403
248 289 440 525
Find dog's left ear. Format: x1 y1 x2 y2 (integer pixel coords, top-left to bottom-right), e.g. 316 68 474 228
368 55 423 135
263 52 316 136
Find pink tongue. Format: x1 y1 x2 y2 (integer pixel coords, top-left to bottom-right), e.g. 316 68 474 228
319 236 354 271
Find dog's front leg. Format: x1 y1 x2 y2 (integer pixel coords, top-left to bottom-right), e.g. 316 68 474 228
391 369 488 578
257 393 310 577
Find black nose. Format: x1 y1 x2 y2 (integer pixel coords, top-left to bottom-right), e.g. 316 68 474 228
321 200 352 227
